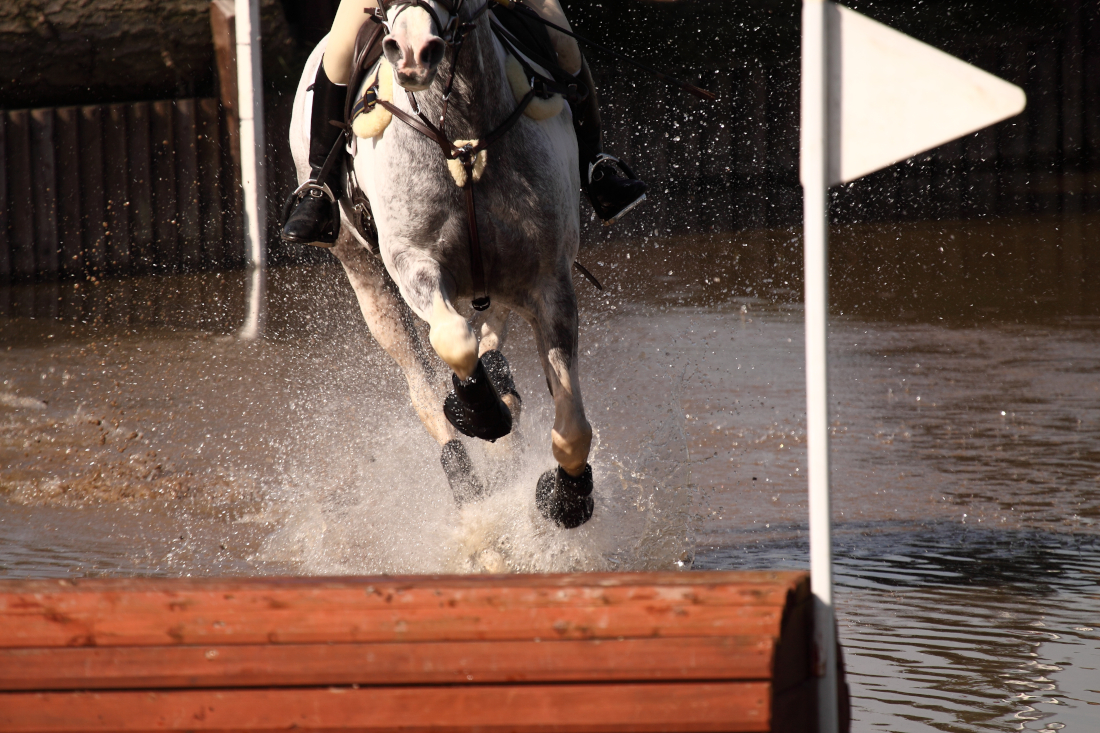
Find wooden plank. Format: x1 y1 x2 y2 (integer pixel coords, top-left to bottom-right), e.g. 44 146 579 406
0 681 771 733
30 109 59 279
0 112 9 283
0 573 805 649
79 106 107 275
0 635 773 691
174 99 202 269
770 591 811 694
770 675 815 733
211 0 243 252
197 98 224 266
7 110 36 280
210 0 239 170
126 103 154 272
0 570 807 594
150 100 179 271
0 596 785 649
103 104 131 274
54 108 84 278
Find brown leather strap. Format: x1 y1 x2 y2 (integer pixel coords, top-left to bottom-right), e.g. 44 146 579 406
463 160 489 310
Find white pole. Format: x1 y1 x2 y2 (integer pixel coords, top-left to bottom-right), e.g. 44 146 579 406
800 2 838 732
235 0 267 340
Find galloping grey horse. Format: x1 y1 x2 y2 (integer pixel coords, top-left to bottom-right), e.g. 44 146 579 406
289 0 595 527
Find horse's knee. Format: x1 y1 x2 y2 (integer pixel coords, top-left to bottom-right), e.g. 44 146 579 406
552 416 592 477
477 308 510 355
428 293 478 379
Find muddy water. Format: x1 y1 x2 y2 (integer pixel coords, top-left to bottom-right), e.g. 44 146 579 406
2 216 1098 731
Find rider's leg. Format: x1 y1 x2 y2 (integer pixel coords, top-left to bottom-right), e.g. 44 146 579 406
281 0 372 246
528 0 648 224
323 0 373 86
571 57 648 225
523 0 581 74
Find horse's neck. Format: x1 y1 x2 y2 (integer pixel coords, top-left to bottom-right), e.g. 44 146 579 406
414 18 508 141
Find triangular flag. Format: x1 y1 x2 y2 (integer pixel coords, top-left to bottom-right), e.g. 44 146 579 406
820 4 1026 186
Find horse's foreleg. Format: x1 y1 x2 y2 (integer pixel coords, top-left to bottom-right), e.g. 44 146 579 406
477 306 510 355
393 259 512 444
475 307 521 424
427 291 480 381
332 237 452 444
529 277 594 529
336 238 487 504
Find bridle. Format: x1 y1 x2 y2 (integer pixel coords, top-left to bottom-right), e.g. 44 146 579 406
378 0 467 48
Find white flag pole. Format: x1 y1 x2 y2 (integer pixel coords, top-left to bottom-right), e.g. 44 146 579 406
800 2 838 732
236 0 267 340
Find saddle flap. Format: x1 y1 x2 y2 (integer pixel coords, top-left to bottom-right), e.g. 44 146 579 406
351 57 394 139
345 17 387 126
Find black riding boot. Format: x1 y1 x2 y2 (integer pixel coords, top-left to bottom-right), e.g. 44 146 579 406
281 63 348 247
573 58 648 225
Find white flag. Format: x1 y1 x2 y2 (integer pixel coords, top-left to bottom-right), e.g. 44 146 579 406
803 4 1027 187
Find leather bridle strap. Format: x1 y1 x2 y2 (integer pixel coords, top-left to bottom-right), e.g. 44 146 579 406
385 0 452 40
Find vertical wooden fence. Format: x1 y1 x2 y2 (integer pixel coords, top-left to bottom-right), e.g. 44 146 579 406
2 3 1097 284
0 99 238 284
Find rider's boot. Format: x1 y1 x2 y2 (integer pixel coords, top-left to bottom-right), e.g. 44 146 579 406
573 57 648 225
281 63 349 247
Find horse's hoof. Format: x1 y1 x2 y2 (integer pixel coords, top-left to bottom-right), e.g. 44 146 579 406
440 439 485 507
536 465 594 529
444 358 512 442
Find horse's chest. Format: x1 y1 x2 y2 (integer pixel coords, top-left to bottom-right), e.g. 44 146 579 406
374 134 551 242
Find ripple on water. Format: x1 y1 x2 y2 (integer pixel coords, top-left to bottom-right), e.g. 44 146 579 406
698 527 1100 733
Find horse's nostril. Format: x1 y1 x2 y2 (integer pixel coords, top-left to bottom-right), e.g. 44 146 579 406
421 39 445 67
382 38 403 65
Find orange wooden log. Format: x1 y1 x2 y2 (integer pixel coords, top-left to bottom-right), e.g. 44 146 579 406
0 635 773 690
0 572 830 733
0 572 805 649
0 682 771 733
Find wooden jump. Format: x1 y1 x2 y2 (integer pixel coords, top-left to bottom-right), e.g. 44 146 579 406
0 571 848 732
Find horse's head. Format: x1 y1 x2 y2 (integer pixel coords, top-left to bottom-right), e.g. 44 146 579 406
382 0 457 91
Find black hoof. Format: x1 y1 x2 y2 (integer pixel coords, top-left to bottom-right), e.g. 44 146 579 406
444 358 512 442
536 465 594 529
440 439 485 507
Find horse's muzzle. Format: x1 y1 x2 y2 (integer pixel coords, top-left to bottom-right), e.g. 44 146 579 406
383 27 446 92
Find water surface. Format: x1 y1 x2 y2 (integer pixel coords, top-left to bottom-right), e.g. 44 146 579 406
1 218 1097 731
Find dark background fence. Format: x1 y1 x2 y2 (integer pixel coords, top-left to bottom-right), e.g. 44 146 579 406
1 0 1098 286
0 100 233 282
579 0 1100 234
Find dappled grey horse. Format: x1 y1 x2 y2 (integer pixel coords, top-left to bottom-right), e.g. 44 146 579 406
289 0 595 527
